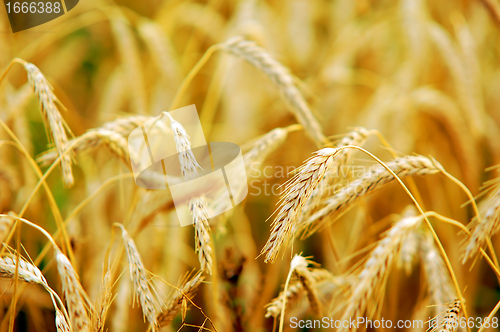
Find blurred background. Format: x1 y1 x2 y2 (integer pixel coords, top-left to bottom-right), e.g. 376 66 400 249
1 0 500 331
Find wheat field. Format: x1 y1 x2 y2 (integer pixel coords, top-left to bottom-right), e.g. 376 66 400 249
1 0 500 331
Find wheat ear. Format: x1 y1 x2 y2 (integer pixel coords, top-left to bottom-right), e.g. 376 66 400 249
157 271 204 327
338 214 424 332
300 155 443 237
302 127 370 220
22 62 73 186
463 187 500 262
190 197 213 275
55 308 72 332
0 255 72 331
222 37 327 146
430 300 461 332
92 271 113 332
418 232 455 314
55 249 91 332
167 113 213 274
118 225 161 330
244 127 291 171
265 267 334 318
37 115 152 166
261 148 340 263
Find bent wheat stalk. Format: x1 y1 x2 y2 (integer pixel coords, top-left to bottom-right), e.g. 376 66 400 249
261 148 340 263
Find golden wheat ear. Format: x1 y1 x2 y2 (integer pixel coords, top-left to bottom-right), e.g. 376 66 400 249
118 224 162 330
260 148 340 263
157 271 204 327
222 37 328 146
20 61 74 186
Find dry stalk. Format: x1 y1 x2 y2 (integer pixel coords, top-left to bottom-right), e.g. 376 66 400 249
261 148 340 263
118 225 161 330
338 214 424 332
300 155 444 237
222 37 327 146
157 271 204 327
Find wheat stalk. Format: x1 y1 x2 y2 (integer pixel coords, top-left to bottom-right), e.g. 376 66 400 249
463 186 500 262
190 197 213 275
261 148 340 263
55 249 91 332
222 37 327 146
21 62 74 186
118 225 161 330
338 214 424 332
300 155 444 237
157 271 204 327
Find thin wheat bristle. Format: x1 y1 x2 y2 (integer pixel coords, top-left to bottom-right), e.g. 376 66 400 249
463 186 500 262
222 37 327 146
157 271 204 327
37 116 152 166
55 249 91 332
119 225 161 330
189 197 213 275
300 155 443 237
23 62 73 186
338 214 424 332
418 232 455 314
261 148 339 263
